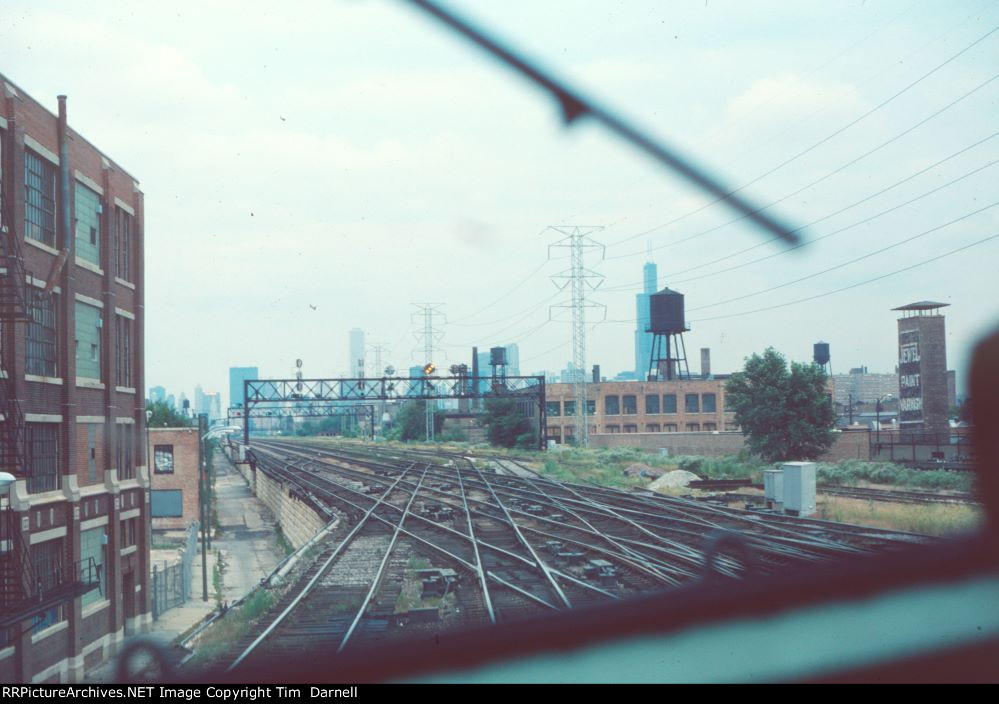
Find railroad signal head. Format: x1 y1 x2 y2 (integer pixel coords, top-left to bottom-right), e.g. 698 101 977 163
423 363 436 375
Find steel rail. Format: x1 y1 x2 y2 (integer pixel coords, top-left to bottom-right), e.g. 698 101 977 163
456 453 496 624
226 463 418 672
251 448 577 606
338 463 431 652
469 464 572 609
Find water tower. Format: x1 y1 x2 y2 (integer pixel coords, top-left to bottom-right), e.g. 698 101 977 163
813 342 831 374
647 287 690 381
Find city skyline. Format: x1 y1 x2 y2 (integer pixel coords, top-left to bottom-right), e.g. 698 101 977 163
6 2 994 400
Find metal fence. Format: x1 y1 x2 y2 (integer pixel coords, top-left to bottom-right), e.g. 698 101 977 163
151 522 198 620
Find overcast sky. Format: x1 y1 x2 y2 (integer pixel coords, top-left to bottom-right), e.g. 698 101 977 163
2 0 997 408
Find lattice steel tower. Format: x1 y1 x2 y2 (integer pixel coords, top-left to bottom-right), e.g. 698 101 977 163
411 303 446 441
548 226 604 448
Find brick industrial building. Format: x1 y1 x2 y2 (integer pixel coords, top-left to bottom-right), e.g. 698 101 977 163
0 76 149 682
148 427 200 532
545 378 737 444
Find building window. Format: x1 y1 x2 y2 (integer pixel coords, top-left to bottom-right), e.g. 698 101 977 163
74 183 101 266
151 490 183 517
154 444 174 474
75 302 102 379
685 393 700 413
622 395 637 414
645 394 660 414
623 424 638 433
80 528 106 606
605 395 620 415
725 423 739 431
605 425 620 433
31 539 66 633
702 393 717 413
26 290 57 377
87 424 98 484
686 423 700 432
563 400 576 417
26 423 59 494
664 424 678 432
117 424 135 480
120 518 138 548
704 422 718 431
24 151 56 247
546 401 561 417
663 394 677 414
585 400 596 416
116 315 132 387
646 423 660 432
114 206 132 281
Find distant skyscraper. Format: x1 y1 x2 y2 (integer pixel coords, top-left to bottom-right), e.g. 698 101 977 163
206 392 222 421
349 328 366 377
166 394 176 410
149 385 166 404
504 343 521 376
229 366 259 409
634 260 657 379
194 384 207 416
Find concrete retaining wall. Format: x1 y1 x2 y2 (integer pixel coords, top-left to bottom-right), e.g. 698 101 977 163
226 448 326 550
588 429 871 461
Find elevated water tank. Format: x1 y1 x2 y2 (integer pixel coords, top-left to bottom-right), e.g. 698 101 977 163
649 288 686 334
813 342 831 366
489 346 507 367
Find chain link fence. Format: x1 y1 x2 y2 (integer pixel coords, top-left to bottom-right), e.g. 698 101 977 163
151 521 198 620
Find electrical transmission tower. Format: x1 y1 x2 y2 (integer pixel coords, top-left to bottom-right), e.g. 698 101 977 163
366 342 390 378
411 303 447 441
548 226 605 448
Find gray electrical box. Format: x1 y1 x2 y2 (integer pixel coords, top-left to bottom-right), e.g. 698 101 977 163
782 462 816 517
763 469 784 511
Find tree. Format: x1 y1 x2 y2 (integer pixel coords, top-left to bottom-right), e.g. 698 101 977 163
482 398 536 449
724 348 835 462
391 400 443 442
146 399 192 427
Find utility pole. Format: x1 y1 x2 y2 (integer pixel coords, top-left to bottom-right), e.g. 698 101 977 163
197 413 209 602
548 226 605 448
411 303 446 441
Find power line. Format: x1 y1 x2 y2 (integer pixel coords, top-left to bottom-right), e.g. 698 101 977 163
691 232 999 323
599 138 999 293
688 198 999 312
603 70 999 264
594 231 999 327
602 22 999 251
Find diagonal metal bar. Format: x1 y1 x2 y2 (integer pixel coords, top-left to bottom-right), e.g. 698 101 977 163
403 0 801 245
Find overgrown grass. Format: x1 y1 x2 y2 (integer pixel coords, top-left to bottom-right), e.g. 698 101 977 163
273 522 295 557
184 588 275 667
815 460 975 492
817 497 982 536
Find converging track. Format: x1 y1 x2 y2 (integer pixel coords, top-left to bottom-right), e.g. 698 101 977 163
221 439 928 673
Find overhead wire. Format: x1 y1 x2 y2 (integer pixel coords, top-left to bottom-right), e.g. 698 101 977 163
601 22 999 252
598 137 999 292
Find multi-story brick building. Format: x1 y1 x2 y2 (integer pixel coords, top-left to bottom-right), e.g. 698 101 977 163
545 378 737 444
0 75 149 682
148 427 200 532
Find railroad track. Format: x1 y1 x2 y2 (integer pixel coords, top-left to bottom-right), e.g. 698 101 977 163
215 438 932 674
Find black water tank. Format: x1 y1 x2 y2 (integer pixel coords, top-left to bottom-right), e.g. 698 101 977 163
649 288 686 333
490 346 507 366
813 342 830 366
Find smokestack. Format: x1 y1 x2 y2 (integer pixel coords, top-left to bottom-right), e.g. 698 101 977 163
592 364 600 383
700 348 711 379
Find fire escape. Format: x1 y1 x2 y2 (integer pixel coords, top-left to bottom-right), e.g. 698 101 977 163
0 139 100 632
